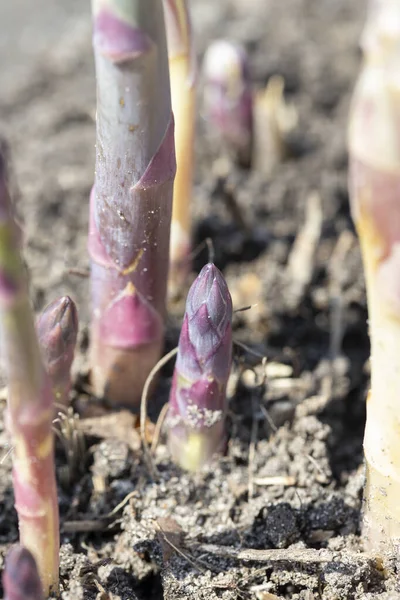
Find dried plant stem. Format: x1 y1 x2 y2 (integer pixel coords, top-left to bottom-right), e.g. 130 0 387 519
186 542 372 566
140 346 178 477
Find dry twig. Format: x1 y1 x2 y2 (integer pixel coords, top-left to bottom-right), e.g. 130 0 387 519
63 490 137 533
286 192 323 308
253 475 296 487
151 402 170 453
328 230 354 360
186 542 372 566
140 346 178 478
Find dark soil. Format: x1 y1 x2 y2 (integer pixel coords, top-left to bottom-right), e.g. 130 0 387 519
1 0 398 598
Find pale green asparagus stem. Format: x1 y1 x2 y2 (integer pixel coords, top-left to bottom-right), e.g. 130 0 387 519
163 0 196 296
0 149 59 595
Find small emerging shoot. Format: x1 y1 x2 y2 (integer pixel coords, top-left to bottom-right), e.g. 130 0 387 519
203 40 253 168
2 546 43 600
37 296 78 407
252 75 297 175
167 263 233 470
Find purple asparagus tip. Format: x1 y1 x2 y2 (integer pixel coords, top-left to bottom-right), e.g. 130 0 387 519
37 296 78 406
2 546 43 600
203 40 253 168
167 263 233 470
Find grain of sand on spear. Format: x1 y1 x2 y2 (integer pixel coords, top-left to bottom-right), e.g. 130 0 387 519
348 0 400 553
0 148 59 595
89 0 176 407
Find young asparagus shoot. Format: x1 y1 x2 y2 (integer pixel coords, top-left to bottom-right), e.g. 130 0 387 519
252 75 297 175
3 546 43 600
348 0 400 552
163 0 196 297
202 40 253 168
0 151 59 594
89 0 176 406
167 263 233 471
37 296 78 408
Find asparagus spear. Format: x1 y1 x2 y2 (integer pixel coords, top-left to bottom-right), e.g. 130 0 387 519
163 0 196 296
0 150 59 595
37 296 78 408
89 0 176 406
348 0 400 552
167 263 233 470
2 546 43 600
203 40 253 168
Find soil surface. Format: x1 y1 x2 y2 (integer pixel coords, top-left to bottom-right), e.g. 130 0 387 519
1 1 398 599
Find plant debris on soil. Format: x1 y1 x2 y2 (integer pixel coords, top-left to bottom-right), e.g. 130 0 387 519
1 0 399 599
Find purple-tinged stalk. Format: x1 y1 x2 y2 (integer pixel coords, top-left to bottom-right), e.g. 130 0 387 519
167 263 233 470
348 0 400 553
0 151 59 594
2 546 43 600
37 296 78 408
202 40 253 168
89 0 176 406
163 0 196 296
